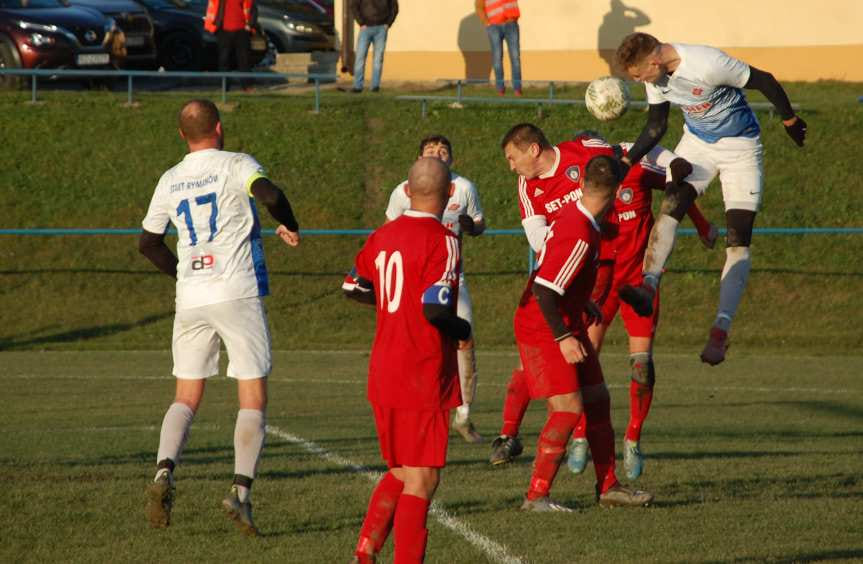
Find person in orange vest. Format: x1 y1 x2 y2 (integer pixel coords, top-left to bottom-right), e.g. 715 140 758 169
205 0 256 90
475 0 522 96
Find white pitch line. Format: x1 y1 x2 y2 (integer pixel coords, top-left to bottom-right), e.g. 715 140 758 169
266 425 524 564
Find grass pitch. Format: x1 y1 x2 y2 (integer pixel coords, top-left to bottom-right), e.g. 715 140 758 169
1 350 861 563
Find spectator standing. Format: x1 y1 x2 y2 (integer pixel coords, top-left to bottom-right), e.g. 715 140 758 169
475 0 522 96
205 0 256 91
350 0 399 93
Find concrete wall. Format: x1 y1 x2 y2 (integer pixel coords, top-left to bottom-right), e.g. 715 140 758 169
335 0 863 82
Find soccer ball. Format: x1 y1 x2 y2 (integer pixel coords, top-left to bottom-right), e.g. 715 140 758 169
585 77 630 122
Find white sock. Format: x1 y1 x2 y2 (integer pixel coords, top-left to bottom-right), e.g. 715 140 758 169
234 409 266 482
643 215 680 286
235 485 251 503
716 246 751 332
456 404 470 421
156 402 195 471
457 347 477 405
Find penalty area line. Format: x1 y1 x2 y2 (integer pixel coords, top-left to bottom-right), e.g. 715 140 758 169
265 425 524 564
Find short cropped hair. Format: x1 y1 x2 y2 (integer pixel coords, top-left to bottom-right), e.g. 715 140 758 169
583 155 623 196
500 123 552 151
418 134 453 157
615 32 660 71
179 99 220 143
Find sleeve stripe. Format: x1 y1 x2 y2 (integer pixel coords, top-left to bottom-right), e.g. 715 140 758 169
439 234 460 284
553 239 588 290
518 176 534 217
534 276 566 296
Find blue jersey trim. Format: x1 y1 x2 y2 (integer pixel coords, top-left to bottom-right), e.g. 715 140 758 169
248 197 270 297
684 87 761 143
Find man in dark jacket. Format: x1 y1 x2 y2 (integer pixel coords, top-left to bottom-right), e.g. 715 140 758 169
350 0 398 92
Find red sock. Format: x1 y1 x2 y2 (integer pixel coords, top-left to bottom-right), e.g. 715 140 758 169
526 411 580 500
393 494 430 564
687 204 712 239
501 369 530 437
626 380 654 442
355 471 404 558
571 412 587 440
584 395 619 494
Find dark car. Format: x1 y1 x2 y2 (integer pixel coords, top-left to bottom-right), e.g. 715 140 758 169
135 0 266 71
257 0 334 54
68 0 156 66
0 0 121 86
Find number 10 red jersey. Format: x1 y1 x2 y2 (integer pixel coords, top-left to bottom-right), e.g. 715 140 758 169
353 210 463 410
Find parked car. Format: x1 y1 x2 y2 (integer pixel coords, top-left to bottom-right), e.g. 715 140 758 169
134 0 266 71
68 0 156 67
257 0 334 54
0 0 122 87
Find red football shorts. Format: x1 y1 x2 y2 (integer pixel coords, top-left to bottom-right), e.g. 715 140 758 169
593 213 659 338
372 404 450 468
517 334 604 399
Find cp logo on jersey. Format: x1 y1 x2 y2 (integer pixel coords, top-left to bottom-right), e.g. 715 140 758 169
191 255 215 270
692 87 703 96
617 187 634 204
565 166 580 182
447 203 460 211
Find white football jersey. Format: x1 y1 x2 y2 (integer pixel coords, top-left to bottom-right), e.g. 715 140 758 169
385 172 484 237
646 43 760 143
142 149 270 311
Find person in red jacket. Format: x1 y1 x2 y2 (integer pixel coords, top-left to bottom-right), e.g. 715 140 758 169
205 0 256 90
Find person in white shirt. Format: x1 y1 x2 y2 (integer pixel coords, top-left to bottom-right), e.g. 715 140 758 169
139 99 300 536
613 33 807 366
384 135 486 444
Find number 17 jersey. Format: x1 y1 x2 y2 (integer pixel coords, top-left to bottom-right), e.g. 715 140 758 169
142 149 269 311
353 211 463 411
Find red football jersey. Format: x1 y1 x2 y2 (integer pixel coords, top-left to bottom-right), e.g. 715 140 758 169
514 201 601 345
353 210 463 410
518 139 616 223
611 143 667 225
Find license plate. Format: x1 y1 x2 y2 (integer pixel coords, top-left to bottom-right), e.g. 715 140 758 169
76 53 110 66
125 35 146 47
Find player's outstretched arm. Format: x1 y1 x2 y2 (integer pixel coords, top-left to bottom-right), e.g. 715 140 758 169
744 67 806 147
622 102 671 169
342 268 376 305
138 230 178 279
250 177 300 246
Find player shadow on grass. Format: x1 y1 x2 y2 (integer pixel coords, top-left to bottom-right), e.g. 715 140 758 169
0 312 172 351
707 548 863 563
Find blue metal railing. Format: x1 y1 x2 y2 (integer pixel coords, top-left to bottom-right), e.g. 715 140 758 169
0 68 336 111
2 227 861 274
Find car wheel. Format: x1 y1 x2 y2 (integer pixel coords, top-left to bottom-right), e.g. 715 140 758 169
159 32 202 71
0 41 22 90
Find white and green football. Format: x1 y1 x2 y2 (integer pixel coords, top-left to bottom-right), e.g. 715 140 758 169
585 76 631 122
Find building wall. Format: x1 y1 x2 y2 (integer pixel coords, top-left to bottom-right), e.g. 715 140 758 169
335 0 863 82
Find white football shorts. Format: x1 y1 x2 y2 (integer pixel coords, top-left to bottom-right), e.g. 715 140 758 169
669 125 764 212
172 296 272 380
456 272 473 326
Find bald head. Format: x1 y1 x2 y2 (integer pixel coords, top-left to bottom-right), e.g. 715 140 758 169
178 99 220 144
407 157 451 216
